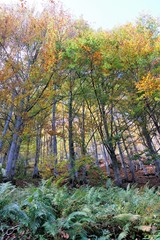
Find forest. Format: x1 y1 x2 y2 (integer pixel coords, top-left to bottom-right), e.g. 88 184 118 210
0 0 160 239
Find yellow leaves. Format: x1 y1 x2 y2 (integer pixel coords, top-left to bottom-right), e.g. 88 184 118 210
47 130 64 138
42 54 56 72
80 43 103 66
155 35 160 53
113 23 153 64
136 72 160 97
81 44 91 52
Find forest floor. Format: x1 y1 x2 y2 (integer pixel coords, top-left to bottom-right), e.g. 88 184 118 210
99 162 160 189
14 162 160 189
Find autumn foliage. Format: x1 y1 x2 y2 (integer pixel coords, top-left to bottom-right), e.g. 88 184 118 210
0 0 159 187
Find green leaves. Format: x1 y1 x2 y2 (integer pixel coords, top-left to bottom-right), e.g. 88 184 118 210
0 182 16 208
1 182 160 239
113 213 140 224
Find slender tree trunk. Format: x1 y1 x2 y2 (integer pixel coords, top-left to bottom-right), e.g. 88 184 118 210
132 137 148 175
122 135 136 182
93 134 99 167
126 125 148 175
68 83 75 183
62 103 68 160
46 139 50 156
145 101 160 135
12 138 22 177
102 144 111 176
0 106 13 153
101 105 122 185
140 120 160 175
80 101 87 183
0 106 13 164
24 136 30 176
33 126 41 178
80 101 86 156
42 134 46 161
142 126 156 154
113 117 128 180
51 99 58 176
83 79 121 185
116 114 136 182
117 141 128 181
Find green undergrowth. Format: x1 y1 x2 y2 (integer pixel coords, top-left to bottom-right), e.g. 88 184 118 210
0 179 160 239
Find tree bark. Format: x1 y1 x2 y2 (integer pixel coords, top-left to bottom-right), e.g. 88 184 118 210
24 136 30 176
68 81 76 183
117 140 128 181
93 134 99 167
102 144 111 176
32 126 41 178
5 115 23 180
62 103 68 160
122 135 136 182
139 118 160 175
101 105 122 186
80 101 87 183
51 99 58 176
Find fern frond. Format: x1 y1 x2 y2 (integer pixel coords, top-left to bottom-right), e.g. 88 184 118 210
118 223 130 240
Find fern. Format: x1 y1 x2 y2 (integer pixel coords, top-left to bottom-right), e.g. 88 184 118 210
1 181 160 239
43 220 58 237
117 222 136 240
21 187 57 235
0 203 28 222
63 211 92 227
0 182 16 208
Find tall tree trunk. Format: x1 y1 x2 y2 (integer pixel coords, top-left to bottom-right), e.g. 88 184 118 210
80 101 87 183
113 117 128 180
80 101 86 156
51 99 58 176
83 80 121 185
93 134 99 167
0 106 13 152
123 118 148 175
0 106 13 164
129 130 148 175
62 103 68 160
101 105 122 186
116 114 136 182
33 126 41 178
122 135 136 182
102 144 111 176
145 100 160 135
140 119 160 175
117 140 129 181
68 83 75 183
42 134 46 161
5 115 23 180
24 136 30 176
12 138 22 178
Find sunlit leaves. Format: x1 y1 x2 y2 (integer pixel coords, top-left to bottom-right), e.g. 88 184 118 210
136 72 160 99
